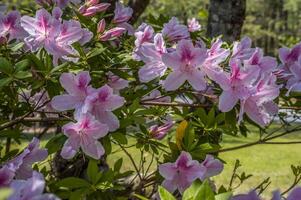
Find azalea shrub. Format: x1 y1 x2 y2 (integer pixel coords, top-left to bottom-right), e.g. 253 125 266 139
1 1 301 200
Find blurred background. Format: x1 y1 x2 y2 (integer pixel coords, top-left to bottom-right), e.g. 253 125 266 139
3 0 301 55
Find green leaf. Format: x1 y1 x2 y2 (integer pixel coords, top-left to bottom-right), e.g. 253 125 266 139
132 194 149 200
0 188 12 200
194 180 215 200
112 132 127 145
102 136 112 154
56 177 91 189
0 57 13 75
14 71 32 79
158 186 176 200
45 134 67 154
114 158 123 172
15 59 30 71
87 159 99 184
0 77 12 88
215 192 232 200
183 179 203 200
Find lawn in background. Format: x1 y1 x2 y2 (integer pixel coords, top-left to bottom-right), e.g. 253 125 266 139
108 126 301 198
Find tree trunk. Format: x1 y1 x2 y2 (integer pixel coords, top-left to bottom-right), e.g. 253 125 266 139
128 0 150 24
207 0 246 42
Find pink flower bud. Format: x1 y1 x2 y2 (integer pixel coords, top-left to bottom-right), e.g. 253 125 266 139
99 27 126 41
97 19 106 34
79 2 110 17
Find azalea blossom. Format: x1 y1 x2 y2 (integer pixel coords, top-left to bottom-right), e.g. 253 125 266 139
8 171 59 200
211 60 260 113
0 166 15 187
285 57 301 95
61 113 109 159
204 38 230 66
51 71 92 118
138 33 168 82
6 137 48 179
107 71 129 93
113 2 133 24
244 47 277 75
187 18 201 32
279 42 301 75
134 23 154 48
199 154 224 180
231 36 255 62
79 1 110 17
162 39 208 91
21 8 92 65
162 17 190 42
242 75 280 127
158 151 205 194
0 11 26 42
83 84 125 131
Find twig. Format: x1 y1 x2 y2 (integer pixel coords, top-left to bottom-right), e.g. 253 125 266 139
140 101 209 107
115 142 143 181
217 126 301 153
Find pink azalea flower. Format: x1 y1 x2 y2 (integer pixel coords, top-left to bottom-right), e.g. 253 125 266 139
83 85 125 131
113 2 133 24
244 48 277 75
134 23 154 48
6 138 48 179
46 19 93 65
8 171 59 200
286 187 301 200
99 27 126 41
61 113 109 159
21 8 92 65
0 166 15 187
212 60 260 113
0 11 26 42
279 42 301 73
79 1 110 17
162 39 208 91
51 71 92 118
232 190 261 200
187 18 201 32
107 71 129 93
149 117 173 140
159 151 205 194
21 8 61 52
285 57 301 94
204 38 230 65
231 36 255 62
242 75 280 127
199 155 223 180
162 17 190 42
138 33 168 82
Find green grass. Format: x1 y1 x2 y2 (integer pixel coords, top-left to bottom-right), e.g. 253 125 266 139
215 132 301 198
108 125 301 198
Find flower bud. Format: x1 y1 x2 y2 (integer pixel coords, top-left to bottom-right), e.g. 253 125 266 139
97 19 106 34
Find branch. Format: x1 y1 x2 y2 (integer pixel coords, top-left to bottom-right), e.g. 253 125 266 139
140 101 209 107
217 126 301 153
0 100 50 131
